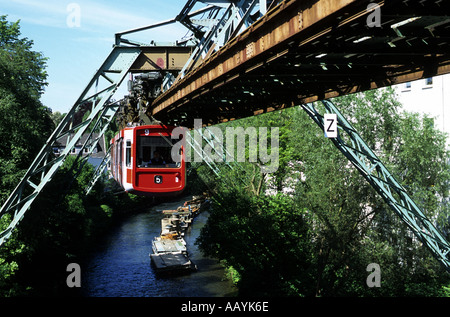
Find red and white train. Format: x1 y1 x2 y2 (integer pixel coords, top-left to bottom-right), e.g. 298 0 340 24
110 124 186 196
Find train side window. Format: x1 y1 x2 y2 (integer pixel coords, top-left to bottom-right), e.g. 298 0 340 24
118 141 123 166
126 140 131 167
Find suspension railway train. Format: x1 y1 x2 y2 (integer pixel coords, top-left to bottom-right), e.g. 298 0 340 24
110 124 186 196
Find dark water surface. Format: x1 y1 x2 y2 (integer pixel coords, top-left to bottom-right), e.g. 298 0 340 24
81 197 236 297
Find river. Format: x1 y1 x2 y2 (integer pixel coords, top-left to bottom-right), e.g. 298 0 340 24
80 196 237 297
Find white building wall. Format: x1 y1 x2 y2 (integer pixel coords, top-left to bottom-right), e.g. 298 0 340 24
393 74 450 148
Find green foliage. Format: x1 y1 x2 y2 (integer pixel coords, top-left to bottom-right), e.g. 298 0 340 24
442 284 450 297
100 204 113 218
0 16 51 167
0 153 144 295
0 16 48 99
0 16 146 295
104 119 119 146
0 15 53 296
224 265 241 285
198 182 314 296
49 111 65 127
195 87 450 297
0 238 25 296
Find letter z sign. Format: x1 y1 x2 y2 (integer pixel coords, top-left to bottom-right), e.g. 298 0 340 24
324 114 337 138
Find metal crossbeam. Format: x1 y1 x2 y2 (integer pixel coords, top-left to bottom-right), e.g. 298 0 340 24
0 0 269 246
116 0 264 87
301 100 450 272
186 129 222 176
67 99 123 186
0 46 141 246
177 0 259 80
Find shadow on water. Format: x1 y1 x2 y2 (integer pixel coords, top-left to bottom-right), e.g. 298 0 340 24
81 196 237 297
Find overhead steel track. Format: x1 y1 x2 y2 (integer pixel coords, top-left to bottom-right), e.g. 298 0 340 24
149 0 450 127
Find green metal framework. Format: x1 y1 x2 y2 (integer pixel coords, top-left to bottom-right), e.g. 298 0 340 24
301 100 450 271
185 125 237 176
0 46 141 245
0 0 266 246
85 146 112 195
0 0 448 276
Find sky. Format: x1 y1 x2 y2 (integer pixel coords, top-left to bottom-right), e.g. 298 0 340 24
1 0 192 113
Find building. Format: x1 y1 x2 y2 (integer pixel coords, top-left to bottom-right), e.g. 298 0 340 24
393 73 450 148
52 133 106 159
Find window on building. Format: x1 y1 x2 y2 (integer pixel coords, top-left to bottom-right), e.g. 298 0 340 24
424 77 433 87
401 81 411 92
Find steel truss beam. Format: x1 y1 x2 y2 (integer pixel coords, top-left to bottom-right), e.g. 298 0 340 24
116 0 266 87
85 145 112 195
185 125 233 176
0 46 141 246
149 0 450 127
0 0 267 247
301 99 450 272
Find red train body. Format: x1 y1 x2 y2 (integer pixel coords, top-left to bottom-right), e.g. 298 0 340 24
110 125 186 196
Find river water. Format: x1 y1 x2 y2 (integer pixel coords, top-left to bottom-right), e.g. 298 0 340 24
80 196 237 297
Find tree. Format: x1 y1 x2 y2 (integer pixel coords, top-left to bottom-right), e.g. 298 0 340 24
0 16 48 97
0 16 53 296
330 89 450 295
50 111 65 127
196 110 316 296
196 87 450 296
197 173 315 296
0 16 152 296
0 15 52 170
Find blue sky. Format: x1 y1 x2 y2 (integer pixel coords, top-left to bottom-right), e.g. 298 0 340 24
1 0 191 113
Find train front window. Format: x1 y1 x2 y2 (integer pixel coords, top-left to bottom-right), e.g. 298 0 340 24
136 135 181 168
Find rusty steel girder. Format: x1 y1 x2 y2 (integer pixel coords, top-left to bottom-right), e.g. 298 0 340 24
148 0 450 127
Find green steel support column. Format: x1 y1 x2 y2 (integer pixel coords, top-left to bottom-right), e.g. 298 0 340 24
185 130 221 176
68 99 123 186
83 99 122 195
85 146 112 195
0 46 141 246
301 99 450 272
